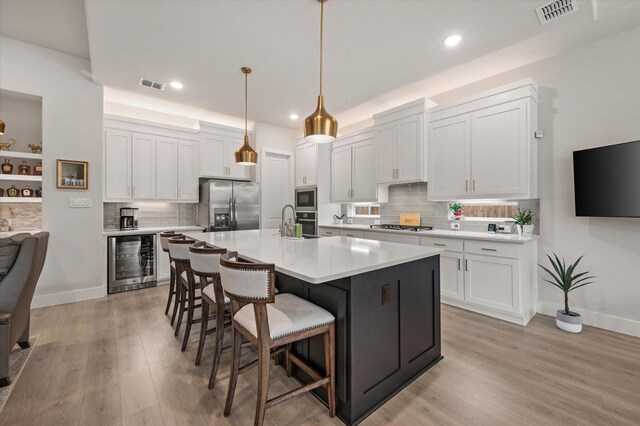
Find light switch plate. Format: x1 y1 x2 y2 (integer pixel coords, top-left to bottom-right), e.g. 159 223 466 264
69 198 92 208
347 219 353 224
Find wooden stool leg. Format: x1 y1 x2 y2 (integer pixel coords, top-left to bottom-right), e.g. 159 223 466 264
175 284 186 337
195 299 209 366
170 278 181 326
324 324 336 418
208 304 226 389
165 266 175 315
254 342 271 426
285 343 292 377
224 327 243 417
182 282 195 352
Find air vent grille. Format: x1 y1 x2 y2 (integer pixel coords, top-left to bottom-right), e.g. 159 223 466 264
139 78 166 91
536 0 578 24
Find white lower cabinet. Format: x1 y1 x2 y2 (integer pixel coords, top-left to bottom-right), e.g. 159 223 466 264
464 254 520 314
339 229 364 238
363 231 419 245
440 251 465 301
319 228 338 237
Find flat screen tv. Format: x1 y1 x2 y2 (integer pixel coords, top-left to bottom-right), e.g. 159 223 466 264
573 140 640 217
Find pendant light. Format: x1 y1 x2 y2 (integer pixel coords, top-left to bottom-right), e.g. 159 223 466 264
304 0 337 144
235 67 258 166
0 119 5 135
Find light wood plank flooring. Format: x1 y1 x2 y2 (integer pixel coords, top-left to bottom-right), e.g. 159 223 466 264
1 285 639 425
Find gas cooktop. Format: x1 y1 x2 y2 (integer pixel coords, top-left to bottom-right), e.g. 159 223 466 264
369 224 433 232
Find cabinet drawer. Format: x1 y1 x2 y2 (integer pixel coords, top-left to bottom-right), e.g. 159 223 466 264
340 229 365 238
319 228 338 237
420 236 463 253
365 232 419 245
464 240 521 259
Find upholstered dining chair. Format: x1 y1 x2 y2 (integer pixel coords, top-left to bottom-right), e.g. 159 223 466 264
159 231 182 325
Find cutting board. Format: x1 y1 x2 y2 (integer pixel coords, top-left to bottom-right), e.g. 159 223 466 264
399 214 421 226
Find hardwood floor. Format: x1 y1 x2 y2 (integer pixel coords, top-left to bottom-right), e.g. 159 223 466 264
2 285 639 425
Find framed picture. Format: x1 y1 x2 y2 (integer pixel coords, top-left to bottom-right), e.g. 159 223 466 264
487 223 497 234
57 159 88 189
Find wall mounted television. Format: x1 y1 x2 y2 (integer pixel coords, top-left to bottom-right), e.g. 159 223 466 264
573 140 640 217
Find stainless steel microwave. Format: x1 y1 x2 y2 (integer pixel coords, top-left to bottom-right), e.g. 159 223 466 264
295 187 317 211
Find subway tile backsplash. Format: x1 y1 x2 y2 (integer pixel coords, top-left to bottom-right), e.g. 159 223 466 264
3 203 42 231
103 202 197 230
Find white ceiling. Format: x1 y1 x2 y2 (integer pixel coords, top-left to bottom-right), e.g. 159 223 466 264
2 1 640 129
0 0 90 59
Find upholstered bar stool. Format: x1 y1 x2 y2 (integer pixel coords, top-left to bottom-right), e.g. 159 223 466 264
220 252 336 426
160 231 182 325
189 242 231 384
167 235 200 351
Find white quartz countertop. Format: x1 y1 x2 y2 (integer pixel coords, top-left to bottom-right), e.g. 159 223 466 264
318 224 538 243
0 229 42 238
103 226 204 237
182 229 443 284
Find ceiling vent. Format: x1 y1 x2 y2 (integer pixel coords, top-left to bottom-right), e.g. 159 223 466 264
536 0 578 24
139 78 166 91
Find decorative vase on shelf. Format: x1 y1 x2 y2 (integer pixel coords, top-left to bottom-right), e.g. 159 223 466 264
35 187 42 198
18 161 31 175
522 224 534 237
2 159 13 174
34 162 42 176
6 185 19 197
21 186 33 197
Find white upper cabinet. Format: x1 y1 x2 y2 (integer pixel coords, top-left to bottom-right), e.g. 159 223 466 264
130 133 157 200
199 122 251 181
177 140 199 201
374 99 427 184
427 78 538 201
104 129 132 200
295 140 317 187
104 116 200 202
331 130 381 203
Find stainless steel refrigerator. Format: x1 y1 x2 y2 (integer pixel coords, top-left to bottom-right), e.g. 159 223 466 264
198 179 260 232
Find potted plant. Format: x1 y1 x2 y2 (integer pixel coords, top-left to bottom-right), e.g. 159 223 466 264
539 253 595 333
511 208 534 236
334 213 345 225
449 203 464 219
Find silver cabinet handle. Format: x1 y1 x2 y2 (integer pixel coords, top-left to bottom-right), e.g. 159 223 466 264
481 248 498 252
434 243 446 247
465 180 469 191
346 233 355 237
458 258 461 271
465 259 468 271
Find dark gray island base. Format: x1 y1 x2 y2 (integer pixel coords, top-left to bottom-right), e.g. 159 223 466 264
276 255 442 425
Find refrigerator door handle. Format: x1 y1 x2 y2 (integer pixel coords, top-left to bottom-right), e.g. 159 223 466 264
228 198 234 230
233 198 238 230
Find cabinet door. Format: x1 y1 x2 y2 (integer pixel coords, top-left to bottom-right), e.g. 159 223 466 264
156 234 171 282
464 254 520 314
319 227 338 237
331 145 352 203
199 134 226 178
304 143 318 186
427 116 471 200
470 100 528 197
376 125 396 183
351 139 377 202
156 137 178 199
177 139 199 201
130 133 156 200
295 143 307 187
226 138 251 180
104 129 131 200
395 114 423 183
440 251 464 301
339 229 365 238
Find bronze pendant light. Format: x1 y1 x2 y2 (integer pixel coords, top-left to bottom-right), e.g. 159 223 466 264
0 119 5 135
235 66 258 166
304 0 337 144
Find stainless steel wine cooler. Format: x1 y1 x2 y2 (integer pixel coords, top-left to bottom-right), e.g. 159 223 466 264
107 234 157 294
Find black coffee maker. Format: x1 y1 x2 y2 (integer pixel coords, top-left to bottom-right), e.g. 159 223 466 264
119 208 139 230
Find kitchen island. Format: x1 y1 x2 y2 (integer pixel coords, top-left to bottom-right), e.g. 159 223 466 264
183 230 443 425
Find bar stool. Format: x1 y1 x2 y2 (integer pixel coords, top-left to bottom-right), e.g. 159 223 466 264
220 252 336 426
189 242 230 385
168 235 200 351
160 231 182 324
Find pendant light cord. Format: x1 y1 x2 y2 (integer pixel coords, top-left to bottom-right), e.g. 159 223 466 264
320 0 324 97
245 70 248 137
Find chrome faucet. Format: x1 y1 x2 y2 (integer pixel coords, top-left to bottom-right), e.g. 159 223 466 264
281 204 295 237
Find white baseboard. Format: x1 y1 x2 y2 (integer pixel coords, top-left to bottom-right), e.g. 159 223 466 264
537 302 640 337
32 285 106 309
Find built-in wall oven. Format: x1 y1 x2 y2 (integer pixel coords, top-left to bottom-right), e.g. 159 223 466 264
108 234 157 294
295 211 317 237
295 187 317 212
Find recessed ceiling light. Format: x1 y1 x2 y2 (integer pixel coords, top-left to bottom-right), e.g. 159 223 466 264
169 81 183 89
444 34 462 47
289 114 299 120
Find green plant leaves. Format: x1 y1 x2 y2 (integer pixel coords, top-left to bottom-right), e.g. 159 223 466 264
538 252 595 311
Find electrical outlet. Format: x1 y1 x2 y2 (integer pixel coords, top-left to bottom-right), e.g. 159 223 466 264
347 218 353 224
450 222 461 230
69 198 92 208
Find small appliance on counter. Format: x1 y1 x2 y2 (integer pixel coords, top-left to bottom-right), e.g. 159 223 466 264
120 207 139 230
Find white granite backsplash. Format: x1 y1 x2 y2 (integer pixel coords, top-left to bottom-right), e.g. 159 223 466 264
103 202 197 230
